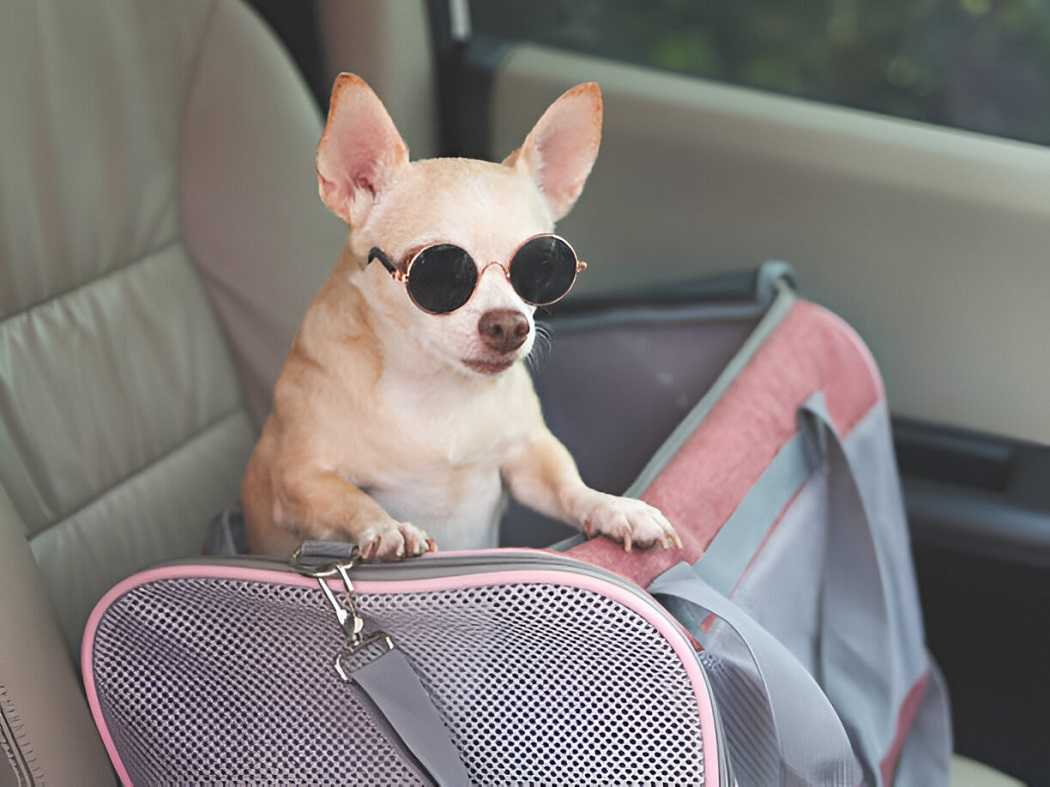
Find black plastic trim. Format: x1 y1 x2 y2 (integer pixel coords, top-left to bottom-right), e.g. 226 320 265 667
451 35 514 160
904 478 1050 567
427 6 501 160
894 419 1050 566
425 0 458 157
248 0 328 110
543 263 792 317
895 417 1014 492
425 1 516 159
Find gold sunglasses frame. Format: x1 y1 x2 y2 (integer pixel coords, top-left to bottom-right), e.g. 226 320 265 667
368 233 588 315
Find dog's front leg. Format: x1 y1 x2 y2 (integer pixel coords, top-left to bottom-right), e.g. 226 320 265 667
502 427 681 551
257 466 435 560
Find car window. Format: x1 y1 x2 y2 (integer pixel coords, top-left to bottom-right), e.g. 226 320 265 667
472 0 1050 147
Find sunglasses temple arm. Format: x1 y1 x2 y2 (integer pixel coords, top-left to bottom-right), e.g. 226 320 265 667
367 247 399 276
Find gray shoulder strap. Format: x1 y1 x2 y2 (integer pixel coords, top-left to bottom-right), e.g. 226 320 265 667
653 392 902 785
650 563 862 786
801 394 895 786
353 648 470 787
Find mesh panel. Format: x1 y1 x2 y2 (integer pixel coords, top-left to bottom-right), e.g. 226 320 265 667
91 575 707 786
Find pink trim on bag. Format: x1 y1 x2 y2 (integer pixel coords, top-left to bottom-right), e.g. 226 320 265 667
82 596 133 786
83 562 719 787
881 672 930 784
566 300 885 588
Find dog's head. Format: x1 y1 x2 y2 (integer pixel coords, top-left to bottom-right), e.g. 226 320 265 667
315 74 602 378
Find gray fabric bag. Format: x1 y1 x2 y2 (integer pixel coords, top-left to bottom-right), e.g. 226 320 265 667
521 262 952 785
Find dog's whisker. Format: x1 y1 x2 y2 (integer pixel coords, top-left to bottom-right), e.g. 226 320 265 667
526 322 554 370
536 322 553 350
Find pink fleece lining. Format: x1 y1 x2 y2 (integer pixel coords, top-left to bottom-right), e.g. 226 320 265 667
565 300 884 588
82 563 719 787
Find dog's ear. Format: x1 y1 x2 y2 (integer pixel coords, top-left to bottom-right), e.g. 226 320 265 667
316 73 409 227
504 82 603 222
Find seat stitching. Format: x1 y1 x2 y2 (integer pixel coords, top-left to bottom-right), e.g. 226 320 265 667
0 682 44 784
1 237 181 325
28 406 246 542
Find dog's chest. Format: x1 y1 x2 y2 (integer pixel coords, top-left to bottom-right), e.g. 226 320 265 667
354 372 533 548
378 371 532 466
369 469 505 550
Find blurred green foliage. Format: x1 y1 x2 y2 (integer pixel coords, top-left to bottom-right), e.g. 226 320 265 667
471 0 1050 146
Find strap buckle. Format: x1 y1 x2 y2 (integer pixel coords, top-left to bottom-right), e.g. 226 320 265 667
291 543 395 680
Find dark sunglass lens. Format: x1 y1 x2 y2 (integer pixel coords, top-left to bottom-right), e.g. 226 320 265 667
509 236 578 305
407 245 477 313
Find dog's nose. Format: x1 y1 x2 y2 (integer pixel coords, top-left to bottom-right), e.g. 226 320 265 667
478 309 530 354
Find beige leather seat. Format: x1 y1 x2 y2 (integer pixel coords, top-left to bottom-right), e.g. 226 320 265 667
0 0 344 781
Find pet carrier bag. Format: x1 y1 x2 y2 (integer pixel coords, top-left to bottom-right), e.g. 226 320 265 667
83 262 951 786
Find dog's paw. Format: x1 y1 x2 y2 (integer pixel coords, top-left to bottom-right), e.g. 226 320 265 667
357 519 436 561
576 492 682 552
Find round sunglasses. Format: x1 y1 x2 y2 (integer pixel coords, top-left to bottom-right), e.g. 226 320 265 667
367 234 587 315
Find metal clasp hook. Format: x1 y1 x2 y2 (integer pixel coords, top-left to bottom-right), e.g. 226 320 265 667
290 545 394 681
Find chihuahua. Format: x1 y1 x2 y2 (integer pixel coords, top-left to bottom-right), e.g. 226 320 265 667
242 74 681 560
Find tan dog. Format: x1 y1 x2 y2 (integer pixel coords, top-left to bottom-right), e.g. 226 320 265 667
242 74 681 560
